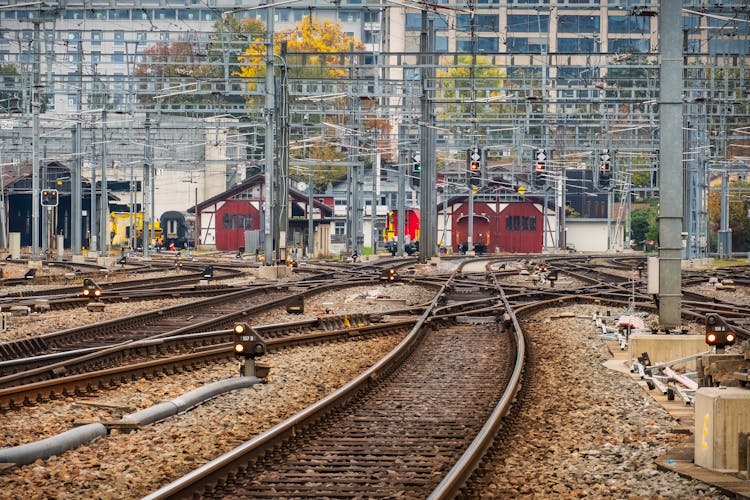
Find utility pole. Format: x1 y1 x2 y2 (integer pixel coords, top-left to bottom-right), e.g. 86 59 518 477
99 109 108 256
278 41 290 263
143 114 152 259
658 0 684 329
71 40 83 255
0 146 6 249
418 14 436 261
397 150 406 255
31 16 41 259
307 172 314 257
263 5 275 264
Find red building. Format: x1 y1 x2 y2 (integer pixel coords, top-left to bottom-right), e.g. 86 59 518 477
450 200 544 253
194 174 333 252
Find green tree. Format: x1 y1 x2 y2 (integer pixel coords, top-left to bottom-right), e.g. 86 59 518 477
708 179 750 252
436 55 510 123
0 64 23 112
630 204 658 248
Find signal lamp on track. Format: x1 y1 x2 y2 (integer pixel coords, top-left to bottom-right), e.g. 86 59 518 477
705 313 736 350
82 278 102 298
232 322 267 358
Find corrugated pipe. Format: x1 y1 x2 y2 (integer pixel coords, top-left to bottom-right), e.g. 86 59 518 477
0 376 260 466
123 376 260 425
0 423 107 466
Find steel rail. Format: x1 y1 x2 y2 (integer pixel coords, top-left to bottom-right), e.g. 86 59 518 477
142 273 451 500
0 319 417 412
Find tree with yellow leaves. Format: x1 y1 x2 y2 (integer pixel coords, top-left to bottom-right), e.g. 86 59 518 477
437 55 510 123
236 16 365 85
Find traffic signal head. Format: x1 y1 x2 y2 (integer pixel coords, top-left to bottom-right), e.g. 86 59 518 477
534 148 547 172
41 189 59 207
82 277 102 298
381 268 399 281
202 266 214 279
705 313 736 348
233 322 267 358
470 160 480 171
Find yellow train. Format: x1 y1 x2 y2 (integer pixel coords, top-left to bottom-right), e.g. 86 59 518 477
110 212 162 249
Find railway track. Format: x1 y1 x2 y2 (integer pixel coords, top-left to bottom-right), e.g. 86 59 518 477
144 270 526 499
2 255 747 498
0 317 418 413
0 275 395 365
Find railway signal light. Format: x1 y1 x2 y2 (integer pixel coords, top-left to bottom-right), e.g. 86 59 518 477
534 148 547 172
202 265 214 279
41 189 59 207
82 277 102 298
381 268 399 281
412 152 421 172
705 313 736 350
599 149 612 188
233 322 267 358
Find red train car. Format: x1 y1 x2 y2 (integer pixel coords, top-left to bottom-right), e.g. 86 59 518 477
383 209 420 243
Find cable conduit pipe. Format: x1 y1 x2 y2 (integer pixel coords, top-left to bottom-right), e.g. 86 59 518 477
0 376 260 466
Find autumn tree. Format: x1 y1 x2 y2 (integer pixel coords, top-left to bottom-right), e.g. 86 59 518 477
133 16 264 106
437 55 510 122
237 16 365 83
237 16 382 186
0 64 23 112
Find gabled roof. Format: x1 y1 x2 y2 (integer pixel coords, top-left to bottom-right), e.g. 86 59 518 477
191 173 333 217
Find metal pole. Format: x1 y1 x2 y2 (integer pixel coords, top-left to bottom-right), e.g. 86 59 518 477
278 41 289 263
658 0 684 329
371 130 378 255
397 150 406 255
71 40 83 255
307 172 314 257
0 148 6 249
89 138 97 254
99 109 108 256
263 6 275 264
31 18 41 259
194 187 199 251
143 114 151 259
467 188 474 255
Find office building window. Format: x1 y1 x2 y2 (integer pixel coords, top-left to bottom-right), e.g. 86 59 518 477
506 37 547 53
436 36 448 52
558 37 596 53
558 15 600 33
608 38 649 53
63 10 83 20
156 9 177 20
86 10 106 20
178 9 199 21
91 31 102 46
507 14 549 33
478 36 498 52
114 31 125 46
110 9 130 20
608 15 650 34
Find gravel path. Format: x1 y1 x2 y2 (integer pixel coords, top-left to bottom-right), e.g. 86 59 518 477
480 304 728 499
